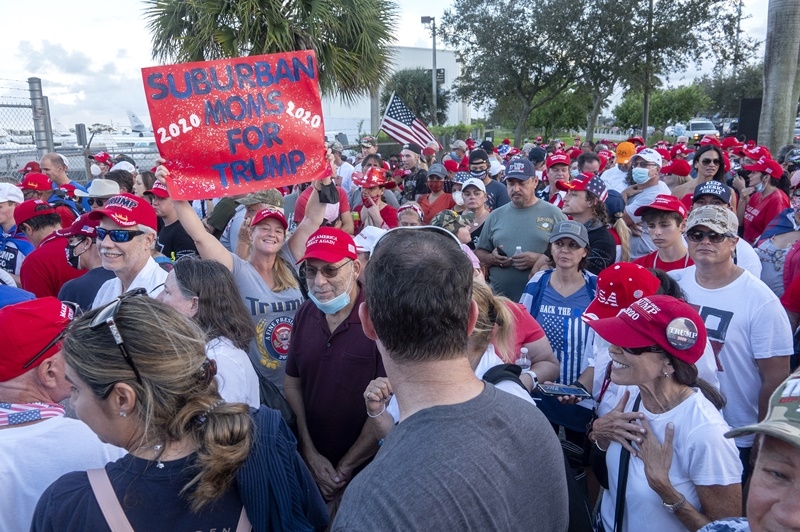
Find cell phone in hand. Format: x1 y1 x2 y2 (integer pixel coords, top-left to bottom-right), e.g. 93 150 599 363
537 383 592 399
496 246 508 257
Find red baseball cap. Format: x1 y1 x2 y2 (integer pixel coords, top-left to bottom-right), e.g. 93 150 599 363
720 137 742 150
250 206 288 230
583 263 661 321
555 172 608 200
567 147 582 160
699 135 721 147
89 151 114 166
55 213 100 238
14 199 56 227
297 227 357 264
743 157 784 178
669 144 693 158
422 147 436 157
655 148 672 162
17 161 41 174
661 159 692 177
634 194 688 218
627 136 645 146
87 193 158 231
546 151 570 169
18 172 52 191
587 295 707 364
744 146 772 161
0 297 76 381
143 180 169 199
443 159 459 173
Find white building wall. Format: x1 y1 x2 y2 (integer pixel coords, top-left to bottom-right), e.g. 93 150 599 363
321 46 468 145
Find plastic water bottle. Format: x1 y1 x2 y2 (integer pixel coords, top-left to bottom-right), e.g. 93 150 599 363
515 347 531 370
514 246 523 256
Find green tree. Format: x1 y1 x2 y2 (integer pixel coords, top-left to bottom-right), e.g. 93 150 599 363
490 88 591 141
144 0 398 102
696 63 764 117
379 68 451 126
613 86 713 129
440 0 581 147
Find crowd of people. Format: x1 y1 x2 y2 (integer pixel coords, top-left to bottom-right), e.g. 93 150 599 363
0 130 799 531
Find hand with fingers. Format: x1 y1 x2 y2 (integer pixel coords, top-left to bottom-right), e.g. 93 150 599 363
363 377 393 417
590 390 646 454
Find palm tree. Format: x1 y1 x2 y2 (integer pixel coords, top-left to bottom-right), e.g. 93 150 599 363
759 0 800 152
144 0 398 103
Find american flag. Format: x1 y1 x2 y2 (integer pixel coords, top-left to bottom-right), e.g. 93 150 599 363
380 93 442 150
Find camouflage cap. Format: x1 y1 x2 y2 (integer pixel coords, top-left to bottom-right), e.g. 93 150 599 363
330 141 344 153
236 189 284 208
430 210 468 236
726 374 800 448
685 204 738 235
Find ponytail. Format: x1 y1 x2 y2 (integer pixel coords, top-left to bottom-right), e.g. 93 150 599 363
613 215 631 262
471 280 516 362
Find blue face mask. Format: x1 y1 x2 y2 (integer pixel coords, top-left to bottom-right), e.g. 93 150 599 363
307 273 354 315
450 151 459 161
632 167 651 184
755 179 765 193
470 170 486 179
570 168 580 178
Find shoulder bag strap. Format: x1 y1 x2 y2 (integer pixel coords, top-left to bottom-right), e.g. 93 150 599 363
235 506 251 532
87 468 135 532
613 393 642 532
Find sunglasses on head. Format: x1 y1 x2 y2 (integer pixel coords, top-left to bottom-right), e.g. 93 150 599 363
90 288 147 384
22 302 81 370
686 229 730 243
96 227 145 243
87 198 107 207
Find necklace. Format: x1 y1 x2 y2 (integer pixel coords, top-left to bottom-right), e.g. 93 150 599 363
649 387 692 419
153 444 164 469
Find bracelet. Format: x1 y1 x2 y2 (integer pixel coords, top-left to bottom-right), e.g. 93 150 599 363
594 439 607 452
662 493 687 513
367 402 386 418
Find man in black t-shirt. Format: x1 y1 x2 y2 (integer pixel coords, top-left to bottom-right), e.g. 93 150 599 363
400 142 429 203
144 182 198 261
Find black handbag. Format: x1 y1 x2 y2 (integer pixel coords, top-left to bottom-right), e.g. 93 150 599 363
612 394 642 532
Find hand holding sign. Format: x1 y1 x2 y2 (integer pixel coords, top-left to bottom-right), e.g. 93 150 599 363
142 51 331 200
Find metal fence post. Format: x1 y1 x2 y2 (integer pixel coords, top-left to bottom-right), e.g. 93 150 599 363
28 77 54 157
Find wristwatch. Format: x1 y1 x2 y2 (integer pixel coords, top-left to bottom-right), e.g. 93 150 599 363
521 369 538 389
662 494 687 513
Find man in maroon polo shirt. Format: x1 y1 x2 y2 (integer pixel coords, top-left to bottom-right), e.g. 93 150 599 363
284 227 385 508
15 200 83 297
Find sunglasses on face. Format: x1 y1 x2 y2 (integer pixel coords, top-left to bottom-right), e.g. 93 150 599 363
621 345 665 356
96 228 145 243
699 158 721 166
304 260 352 280
87 198 107 207
686 229 730 243
90 288 147 384
22 302 81 370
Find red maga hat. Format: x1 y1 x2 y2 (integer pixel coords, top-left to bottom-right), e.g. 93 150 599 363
297 227 357 264
87 193 158 231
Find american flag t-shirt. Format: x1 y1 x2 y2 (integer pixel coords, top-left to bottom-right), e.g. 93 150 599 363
0 402 65 427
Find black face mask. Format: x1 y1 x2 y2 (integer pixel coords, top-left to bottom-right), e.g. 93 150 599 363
65 238 89 269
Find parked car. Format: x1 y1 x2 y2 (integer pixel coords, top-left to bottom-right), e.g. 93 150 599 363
686 119 719 141
794 127 800 144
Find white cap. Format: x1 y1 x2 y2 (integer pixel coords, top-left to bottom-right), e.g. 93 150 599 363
461 177 486 193
354 226 387 254
110 161 136 174
0 183 24 204
74 178 121 198
489 160 504 176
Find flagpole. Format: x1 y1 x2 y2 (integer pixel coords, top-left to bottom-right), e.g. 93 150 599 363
378 92 395 136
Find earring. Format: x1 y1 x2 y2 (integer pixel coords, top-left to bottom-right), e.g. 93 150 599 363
664 371 670 379
119 411 127 417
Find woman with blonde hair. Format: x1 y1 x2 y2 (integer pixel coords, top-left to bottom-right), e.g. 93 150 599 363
32 294 326 531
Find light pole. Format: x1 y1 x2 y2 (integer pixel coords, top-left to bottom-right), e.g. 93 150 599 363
421 16 437 126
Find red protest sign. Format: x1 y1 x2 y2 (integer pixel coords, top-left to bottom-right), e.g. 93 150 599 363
141 50 330 200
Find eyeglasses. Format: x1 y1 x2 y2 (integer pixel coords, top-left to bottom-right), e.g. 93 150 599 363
96 227 145 243
621 345 665 355
304 260 352 280
22 301 81 370
87 198 107 207
686 229 731 243
632 161 655 169
552 239 583 250
699 158 721 166
90 288 146 384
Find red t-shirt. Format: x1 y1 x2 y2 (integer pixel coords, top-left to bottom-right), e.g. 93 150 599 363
20 232 85 298
743 191 790 244
493 302 547 363
353 204 398 233
293 185 351 223
632 250 694 272
781 274 800 313
417 193 456 224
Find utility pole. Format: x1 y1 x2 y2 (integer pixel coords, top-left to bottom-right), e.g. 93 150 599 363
422 16 437 126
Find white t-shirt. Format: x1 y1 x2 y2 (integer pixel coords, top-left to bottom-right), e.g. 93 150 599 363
600 391 742 532
338 162 355 193
670 266 794 447
206 336 261 408
0 415 126 532
386 344 535 421
92 256 169 308
600 166 628 193
591 339 721 417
